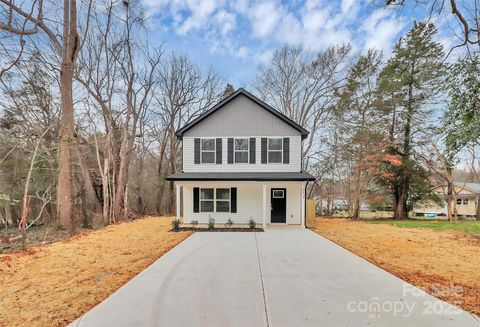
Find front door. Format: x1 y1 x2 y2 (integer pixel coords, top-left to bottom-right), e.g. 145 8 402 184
271 188 286 223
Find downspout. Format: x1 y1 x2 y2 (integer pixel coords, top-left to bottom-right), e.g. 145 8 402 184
304 180 310 229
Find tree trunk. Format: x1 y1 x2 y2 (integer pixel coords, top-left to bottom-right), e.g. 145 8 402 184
476 194 480 221
57 0 80 234
446 181 455 222
102 157 110 225
394 186 408 219
5 204 13 226
351 142 364 220
57 63 76 233
76 143 100 225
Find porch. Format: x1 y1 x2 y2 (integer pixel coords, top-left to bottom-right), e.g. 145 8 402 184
166 172 315 230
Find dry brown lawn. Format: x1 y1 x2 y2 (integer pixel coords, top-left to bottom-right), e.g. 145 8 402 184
0 217 192 327
309 217 480 315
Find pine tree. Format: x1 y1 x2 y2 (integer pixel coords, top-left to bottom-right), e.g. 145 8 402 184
376 22 444 219
222 84 235 97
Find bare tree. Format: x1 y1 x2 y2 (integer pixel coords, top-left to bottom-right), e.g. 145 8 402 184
336 49 384 219
151 53 222 214
0 0 93 233
255 45 351 166
387 0 480 54
417 136 458 221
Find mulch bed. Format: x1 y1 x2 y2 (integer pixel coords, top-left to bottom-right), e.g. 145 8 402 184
171 227 263 232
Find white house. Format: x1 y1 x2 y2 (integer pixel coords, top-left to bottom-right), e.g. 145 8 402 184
166 88 315 229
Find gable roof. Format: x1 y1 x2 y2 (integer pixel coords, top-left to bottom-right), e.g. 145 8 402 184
453 182 480 194
175 88 309 139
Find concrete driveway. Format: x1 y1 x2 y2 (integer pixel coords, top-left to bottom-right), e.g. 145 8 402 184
71 228 479 327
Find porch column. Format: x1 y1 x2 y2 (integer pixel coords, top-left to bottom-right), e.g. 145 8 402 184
176 184 181 222
301 182 306 229
262 184 267 230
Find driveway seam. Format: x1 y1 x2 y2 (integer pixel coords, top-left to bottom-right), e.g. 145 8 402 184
255 232 270 327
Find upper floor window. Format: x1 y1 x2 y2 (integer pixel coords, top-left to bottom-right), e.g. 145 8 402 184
201 138 215 163
268 138 283 163
235 138 249 163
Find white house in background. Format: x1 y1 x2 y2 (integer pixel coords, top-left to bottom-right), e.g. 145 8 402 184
166 88 315 229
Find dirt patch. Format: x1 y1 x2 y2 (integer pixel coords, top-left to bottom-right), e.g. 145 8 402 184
0 217 192 327
1 225 88 254
308 217 480 315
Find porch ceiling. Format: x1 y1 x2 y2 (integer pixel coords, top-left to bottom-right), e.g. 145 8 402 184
166 172 316 181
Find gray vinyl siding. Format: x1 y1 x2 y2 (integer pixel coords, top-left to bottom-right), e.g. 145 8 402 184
183 136 302 172
183 94 300 138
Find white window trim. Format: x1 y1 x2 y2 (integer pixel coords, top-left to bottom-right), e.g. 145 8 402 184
200 188 214 212
200 138 216 164
268 137 283 163
200 187 231 213
456 198 469 206
216 188 231 213
234 137 249 164
272 190 284 198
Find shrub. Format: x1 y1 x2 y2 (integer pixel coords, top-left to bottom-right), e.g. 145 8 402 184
248 218 256 229
208 216 215 229
190 220 198 228
225 218 233 228
171 218 181 230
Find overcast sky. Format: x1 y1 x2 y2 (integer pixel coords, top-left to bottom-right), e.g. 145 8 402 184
140 0 449 86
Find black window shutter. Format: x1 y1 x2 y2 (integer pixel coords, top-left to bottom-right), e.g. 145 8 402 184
261 138 267 164
231 187 237 213
249 138 256 164
216 138 222 164
283 137 290 164
227 138 234 164
194 138 200 164
193 187 199 213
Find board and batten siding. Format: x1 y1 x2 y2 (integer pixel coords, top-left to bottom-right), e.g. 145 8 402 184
183 136 302 172
180 181 302 224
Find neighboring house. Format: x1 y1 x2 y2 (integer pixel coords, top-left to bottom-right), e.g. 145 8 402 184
166 88 315 229
413 182 480 218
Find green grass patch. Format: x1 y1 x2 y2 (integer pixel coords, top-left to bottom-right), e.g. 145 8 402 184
368 220 480 235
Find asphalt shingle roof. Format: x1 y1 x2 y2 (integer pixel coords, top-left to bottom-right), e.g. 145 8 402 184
166 172 316 181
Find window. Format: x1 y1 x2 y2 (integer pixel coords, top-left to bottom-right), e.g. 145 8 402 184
235 138 249 163
268 138 282 163
201 139 215 163
273 190 284 198
456 198 469 206
199 188 230 213
216 188 230 212
200 188 214 212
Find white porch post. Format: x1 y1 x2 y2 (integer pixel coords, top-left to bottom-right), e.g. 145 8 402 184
262 184 267 230
301 182 306 229
176 184 181 222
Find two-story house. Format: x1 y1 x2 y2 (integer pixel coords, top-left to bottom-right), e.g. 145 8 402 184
166 88 315 229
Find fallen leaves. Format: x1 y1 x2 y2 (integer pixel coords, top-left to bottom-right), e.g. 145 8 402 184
0 216 192 327
309 217 480 315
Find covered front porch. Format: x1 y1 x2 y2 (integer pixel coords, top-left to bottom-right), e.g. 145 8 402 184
166 172 315 230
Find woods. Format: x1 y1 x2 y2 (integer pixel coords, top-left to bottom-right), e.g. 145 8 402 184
1 0 480 242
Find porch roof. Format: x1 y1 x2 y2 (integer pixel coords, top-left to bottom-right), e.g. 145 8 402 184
166 172 316 181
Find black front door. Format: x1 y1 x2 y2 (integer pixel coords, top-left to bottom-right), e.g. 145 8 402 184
271 188 286 223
